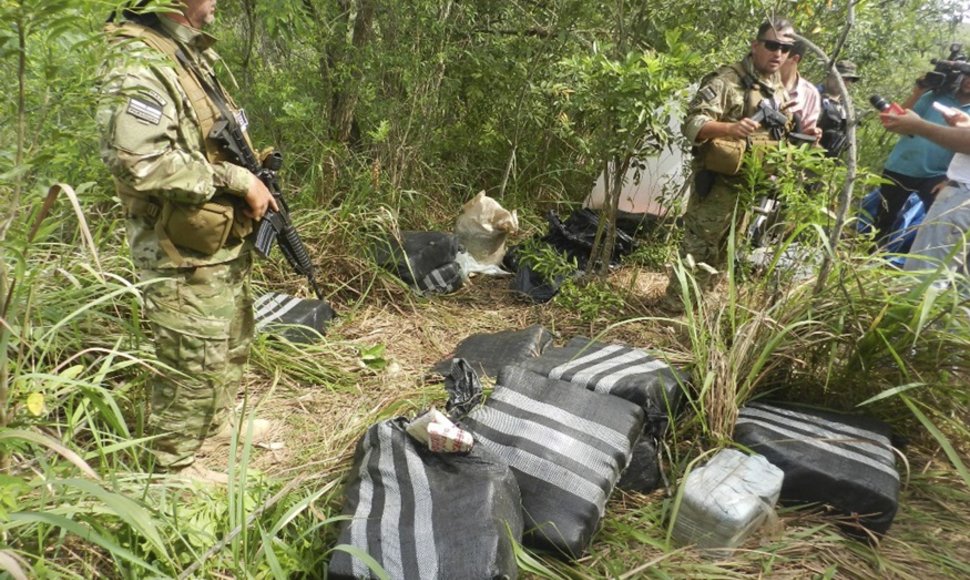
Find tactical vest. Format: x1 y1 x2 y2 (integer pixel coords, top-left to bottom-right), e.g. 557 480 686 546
106 21 254 263
696 64 790 177
728 63 790 144
107 21 249 164
818 95 848 157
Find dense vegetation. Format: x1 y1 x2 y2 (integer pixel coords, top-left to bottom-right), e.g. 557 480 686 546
2 0 969 577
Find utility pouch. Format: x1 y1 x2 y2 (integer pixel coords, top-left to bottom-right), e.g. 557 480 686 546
747 134 783 172
700 138 746 176
159 196 235 255
231 206 254 240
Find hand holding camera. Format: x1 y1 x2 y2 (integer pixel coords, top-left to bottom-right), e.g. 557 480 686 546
917 43 968 92
871 95 905 116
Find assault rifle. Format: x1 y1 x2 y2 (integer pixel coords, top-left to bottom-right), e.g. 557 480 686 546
210 118 324 300
750 100 790 141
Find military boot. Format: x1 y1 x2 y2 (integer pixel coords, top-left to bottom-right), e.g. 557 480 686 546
199 417 277 452
173 463 230 485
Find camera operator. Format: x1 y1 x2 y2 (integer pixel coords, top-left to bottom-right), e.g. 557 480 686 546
881 106 970 284
871 62 970 247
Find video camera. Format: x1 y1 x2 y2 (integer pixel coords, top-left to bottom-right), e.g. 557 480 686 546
918 43 968 91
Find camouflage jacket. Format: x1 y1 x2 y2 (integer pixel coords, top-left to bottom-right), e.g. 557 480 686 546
682 55 790 146
97 16 253 270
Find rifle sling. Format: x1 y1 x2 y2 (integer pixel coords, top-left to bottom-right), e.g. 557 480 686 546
172 48 241 144
174 38 322 298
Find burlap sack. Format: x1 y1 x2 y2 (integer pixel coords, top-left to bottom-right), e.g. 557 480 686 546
455 191 519 265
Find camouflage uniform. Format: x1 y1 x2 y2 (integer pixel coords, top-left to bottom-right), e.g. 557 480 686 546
675 55 790 291
97 16 257 469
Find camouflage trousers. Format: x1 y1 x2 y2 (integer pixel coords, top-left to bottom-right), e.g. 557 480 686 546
667 175 747 299
140 253 255 469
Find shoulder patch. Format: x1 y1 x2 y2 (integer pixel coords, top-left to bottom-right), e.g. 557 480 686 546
699 86 717 102
126 97 163 125
142 88 167 108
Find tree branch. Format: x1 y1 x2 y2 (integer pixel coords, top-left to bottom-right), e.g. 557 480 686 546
794 21 858 296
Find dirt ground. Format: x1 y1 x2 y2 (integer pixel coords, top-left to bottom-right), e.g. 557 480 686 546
235 268 674 478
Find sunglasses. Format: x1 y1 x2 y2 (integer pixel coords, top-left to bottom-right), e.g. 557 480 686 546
758 39 793 53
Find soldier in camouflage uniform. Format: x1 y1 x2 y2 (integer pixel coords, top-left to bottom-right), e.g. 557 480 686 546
664 19 794 307
97 0 277 478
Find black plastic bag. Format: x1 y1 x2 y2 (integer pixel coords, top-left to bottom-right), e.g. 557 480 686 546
328 418 523 579
460 366 644 559
503 208 637 303
443 358 486 419
432 325 554 379
508 260 563 303
543 208 637 268
500 244 566 304
733 401 900 538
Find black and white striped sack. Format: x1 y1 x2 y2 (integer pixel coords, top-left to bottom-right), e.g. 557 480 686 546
253 292 334 343
415 261 463 294
733 402 900 537
460 366 644 558
374 231 464 294
328 419 523 580
516 337 685 494
516 337 685 423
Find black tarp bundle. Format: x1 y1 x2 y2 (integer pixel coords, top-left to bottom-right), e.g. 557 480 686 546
515 337 685 493
431 325 554 379
459 365 644 558
328 419 524 580
504 209 637 303
505 256 563 304
733 401 900 538
543 208 637 267
374 231 464 294
253 292 334 343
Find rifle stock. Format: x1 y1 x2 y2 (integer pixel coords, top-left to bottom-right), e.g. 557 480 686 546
209 119 324 300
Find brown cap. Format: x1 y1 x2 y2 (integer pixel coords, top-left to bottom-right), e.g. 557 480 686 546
836 60 861 80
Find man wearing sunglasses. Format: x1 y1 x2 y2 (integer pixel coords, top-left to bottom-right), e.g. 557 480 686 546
663 19 795 309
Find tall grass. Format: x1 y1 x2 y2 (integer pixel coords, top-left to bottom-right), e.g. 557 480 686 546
0 189 363 577
665 222 969 449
